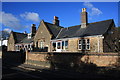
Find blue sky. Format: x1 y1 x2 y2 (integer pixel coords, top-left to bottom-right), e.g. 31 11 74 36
1 2 119 33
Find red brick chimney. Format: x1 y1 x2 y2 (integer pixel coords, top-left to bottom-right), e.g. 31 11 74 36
81 8 88 28
53 16 59 26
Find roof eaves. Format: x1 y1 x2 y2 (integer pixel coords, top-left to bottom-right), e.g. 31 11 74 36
43 21 53 36
103 20 114 35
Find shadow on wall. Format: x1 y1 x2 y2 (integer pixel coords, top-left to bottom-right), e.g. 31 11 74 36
33 47 48 52
2 49 26 68
46 53 98 73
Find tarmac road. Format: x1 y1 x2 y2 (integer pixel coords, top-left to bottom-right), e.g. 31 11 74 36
2 63 119 80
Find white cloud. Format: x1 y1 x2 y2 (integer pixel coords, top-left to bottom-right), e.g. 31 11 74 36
83 2 93 8
91 8 102 16
83 2 102 16
3 28 11 33
0 11 21 30
20 12 40 22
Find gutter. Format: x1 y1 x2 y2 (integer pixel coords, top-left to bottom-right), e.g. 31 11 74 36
51 35 103 41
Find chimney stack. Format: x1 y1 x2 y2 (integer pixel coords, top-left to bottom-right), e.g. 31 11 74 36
81 8 88 28
31 24 36 37
53 16 59 26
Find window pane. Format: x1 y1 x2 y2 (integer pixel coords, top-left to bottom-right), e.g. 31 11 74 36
79 40 81 44
87 45 90 49
82 45 86 50
87 39 90 44
40 41 44 48
65 41 68 49
79 45 82 49
57 42 60 49
62 41 64 49
82 39 86 44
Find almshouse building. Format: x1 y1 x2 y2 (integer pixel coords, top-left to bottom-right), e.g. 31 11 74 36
7 8 120 53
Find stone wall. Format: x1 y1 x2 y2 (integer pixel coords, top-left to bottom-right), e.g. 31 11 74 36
25 51 50 68
67 36 103 53
68 38 78 52
7 33 15 51
81 53 119 66
25 52 119 69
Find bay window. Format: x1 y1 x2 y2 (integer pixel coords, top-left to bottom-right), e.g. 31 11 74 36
52 40 68 52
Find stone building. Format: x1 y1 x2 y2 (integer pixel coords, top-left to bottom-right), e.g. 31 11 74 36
7 24 36 51
7 8 119 52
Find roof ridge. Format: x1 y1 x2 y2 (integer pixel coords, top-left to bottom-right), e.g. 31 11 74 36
66 25 81 29
13 31 27 35
89 19 113 24
44 21 64 28
56 28 63 38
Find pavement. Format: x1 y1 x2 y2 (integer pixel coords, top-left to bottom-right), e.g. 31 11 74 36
18 63 48 70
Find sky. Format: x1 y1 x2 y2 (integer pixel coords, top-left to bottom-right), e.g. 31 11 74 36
0 2 119 33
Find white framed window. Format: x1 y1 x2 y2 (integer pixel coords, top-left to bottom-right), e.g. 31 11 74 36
78 39 90 50
57 42 61 49
65 41 68 49
53 40 68 52
40 41 44 49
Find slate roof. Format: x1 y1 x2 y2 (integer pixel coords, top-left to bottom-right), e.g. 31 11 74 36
44 22 63 38
12 19 114 44
17 37 34 44
12 32 27 43
56 19 113 39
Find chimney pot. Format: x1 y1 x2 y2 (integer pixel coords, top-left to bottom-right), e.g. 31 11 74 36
32 24 36 27
53 16 59 26
54 16 58 20
82 8 86 12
